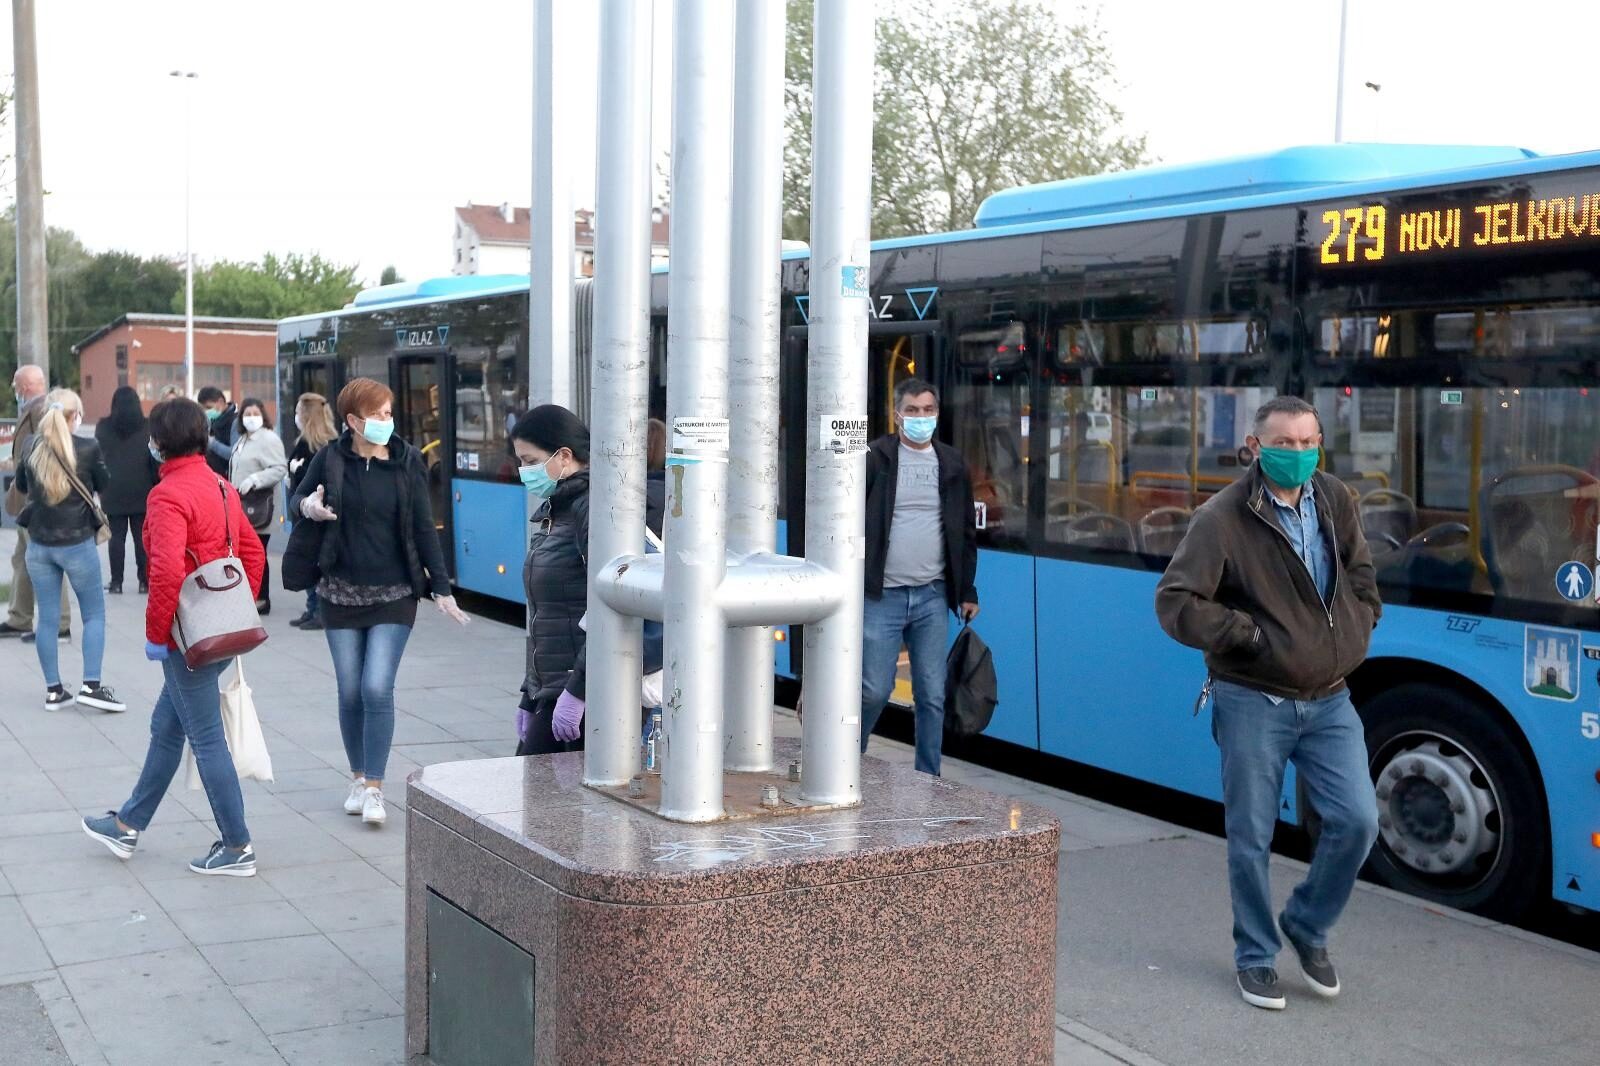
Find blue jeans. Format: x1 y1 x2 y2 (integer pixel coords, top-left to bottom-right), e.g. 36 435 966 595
326 624 412 782
24 538 105 688
120 656 250 848
305 585 320 617
860 581 949 775
1212 679 1379 969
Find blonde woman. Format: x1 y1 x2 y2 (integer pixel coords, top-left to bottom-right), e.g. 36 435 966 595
12 388 125 711
287 392 336 629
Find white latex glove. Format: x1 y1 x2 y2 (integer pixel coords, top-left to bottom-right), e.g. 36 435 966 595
300 484 338 522
238 475 257 494
433 594 470 625
289 457 305 474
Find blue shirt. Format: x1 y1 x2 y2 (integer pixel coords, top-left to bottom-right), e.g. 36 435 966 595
1268 478 1333 606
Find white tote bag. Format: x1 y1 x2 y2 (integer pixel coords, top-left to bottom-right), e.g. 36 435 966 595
183 658 275 788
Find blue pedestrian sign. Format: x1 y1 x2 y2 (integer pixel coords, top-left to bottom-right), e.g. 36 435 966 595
1555 561 1594 602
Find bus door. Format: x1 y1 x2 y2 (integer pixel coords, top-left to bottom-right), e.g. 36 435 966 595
288 356 343 443
390 353 456 580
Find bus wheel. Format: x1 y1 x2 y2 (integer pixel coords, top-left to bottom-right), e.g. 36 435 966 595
1358 684 1547 920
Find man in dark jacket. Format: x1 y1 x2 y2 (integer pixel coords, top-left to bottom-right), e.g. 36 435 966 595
859 378 979 775
1155 396 1382 1012
196 386 237 476
2 363 70 640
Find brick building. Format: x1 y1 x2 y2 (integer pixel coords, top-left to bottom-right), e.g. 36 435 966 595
71 314 279 424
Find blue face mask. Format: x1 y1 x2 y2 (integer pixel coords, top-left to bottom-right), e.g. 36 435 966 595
900 415 937 444
360 417 394 446
519 455 562 498
148 441 163 463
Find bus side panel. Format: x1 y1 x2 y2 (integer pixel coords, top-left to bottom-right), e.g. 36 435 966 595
1369 606 1600 913
973 549 1039 749
452 480 527 603
774 518 793 678
1035 560 1224 803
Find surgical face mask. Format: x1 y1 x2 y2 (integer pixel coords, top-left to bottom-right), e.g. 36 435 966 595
1257 445 1320 489
360 416 394 446
148 440 164 464
519 454 562 498
900 414 938 444
205 407 221 423
294 413 305 432
241 414 264 434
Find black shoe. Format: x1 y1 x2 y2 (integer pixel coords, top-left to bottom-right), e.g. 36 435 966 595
289 611 311 628
255 600 271 616
44 686 74 711
0 622 27 639
77 683 127 713
1237 966 1286 1010
107 583 123 595
300 617 324 631
1278 915 1340 998
138 581 148 594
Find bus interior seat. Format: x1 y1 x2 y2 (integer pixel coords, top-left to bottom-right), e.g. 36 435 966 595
1058 512 1136 551
1378 521 1475 592
1481 466 1599 602
1137 506 1192 556
1358 489 1419 558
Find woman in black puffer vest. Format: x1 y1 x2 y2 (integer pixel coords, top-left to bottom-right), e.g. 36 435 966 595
511 405 591 755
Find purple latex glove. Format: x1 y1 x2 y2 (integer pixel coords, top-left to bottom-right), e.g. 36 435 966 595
551 690 585 742
516 708 532 743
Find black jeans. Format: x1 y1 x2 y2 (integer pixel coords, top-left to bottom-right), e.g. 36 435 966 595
256 533 271 606
515 692 583 756
107 513 147 586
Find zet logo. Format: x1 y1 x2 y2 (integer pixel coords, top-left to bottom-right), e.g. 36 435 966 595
1445 615 1480 633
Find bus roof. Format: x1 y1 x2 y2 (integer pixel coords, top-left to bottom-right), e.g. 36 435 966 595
291 143 1600 324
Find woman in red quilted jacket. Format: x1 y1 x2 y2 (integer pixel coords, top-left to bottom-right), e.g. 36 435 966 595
81 398 268 878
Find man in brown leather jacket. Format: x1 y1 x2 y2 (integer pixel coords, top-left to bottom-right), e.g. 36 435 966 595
3 363 70 641
1155 396 1381 1011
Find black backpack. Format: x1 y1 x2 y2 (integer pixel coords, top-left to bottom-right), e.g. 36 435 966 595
943 622 998 737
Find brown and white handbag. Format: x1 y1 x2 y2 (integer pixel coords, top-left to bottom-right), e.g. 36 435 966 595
170 479 268 669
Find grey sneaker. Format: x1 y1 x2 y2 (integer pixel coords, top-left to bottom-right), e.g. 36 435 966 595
82 812 138 859
1237 966 1286 1010
1279 915 1340 997
189 841 257 877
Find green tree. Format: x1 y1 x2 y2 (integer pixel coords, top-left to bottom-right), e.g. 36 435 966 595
379 264 402 286
181 252 361 319
783 0 1149 240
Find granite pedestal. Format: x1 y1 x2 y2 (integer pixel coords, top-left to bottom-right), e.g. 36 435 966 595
405 739 1060 1064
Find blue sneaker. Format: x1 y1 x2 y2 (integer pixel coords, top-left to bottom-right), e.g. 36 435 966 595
189 841 257 877
82 812 138 859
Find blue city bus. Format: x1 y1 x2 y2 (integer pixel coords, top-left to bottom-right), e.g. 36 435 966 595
280 144 1600 920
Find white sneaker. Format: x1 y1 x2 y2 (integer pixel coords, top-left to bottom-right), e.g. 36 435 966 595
361 787 386 826
344 779 367 815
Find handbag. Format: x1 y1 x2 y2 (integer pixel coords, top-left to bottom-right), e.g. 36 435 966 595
240 486 274 533
942 620 998 737
170 479 269 668
183 657 274 786
59 453 111 545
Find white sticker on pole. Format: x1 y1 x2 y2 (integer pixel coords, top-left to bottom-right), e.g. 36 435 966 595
671 417 730 453
819 414 868 455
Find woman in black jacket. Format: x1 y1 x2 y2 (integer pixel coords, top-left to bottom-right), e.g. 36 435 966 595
93 386 159 594
286 378 468 827
285 391 337 630
510 405 591 755
15 388 125 712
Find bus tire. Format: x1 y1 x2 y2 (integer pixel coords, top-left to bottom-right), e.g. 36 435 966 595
1354 683 1547 920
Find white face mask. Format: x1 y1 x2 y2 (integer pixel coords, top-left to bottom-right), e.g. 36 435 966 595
242 415 264 434
294 413 304 432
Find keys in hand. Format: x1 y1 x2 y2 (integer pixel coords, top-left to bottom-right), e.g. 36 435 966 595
300 484 337 522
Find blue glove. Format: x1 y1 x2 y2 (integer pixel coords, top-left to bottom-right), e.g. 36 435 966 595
144 641 169 662
551 690 585 742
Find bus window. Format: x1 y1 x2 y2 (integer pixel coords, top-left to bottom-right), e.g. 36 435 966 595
1043 384 1274 556
948 321 1029 549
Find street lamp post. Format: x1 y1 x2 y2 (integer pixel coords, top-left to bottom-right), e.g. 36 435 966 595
170 70 198 397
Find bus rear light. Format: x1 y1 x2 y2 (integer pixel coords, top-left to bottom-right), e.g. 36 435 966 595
774 630 786 642
496 564 507 575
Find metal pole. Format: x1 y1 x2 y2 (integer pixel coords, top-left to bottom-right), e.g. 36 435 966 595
173 72 198 397
724 0 785 773
12 0 48 379
530 0 575 408
658 0 736 823
1333 0 1348 143
801 0 871 807
584 0 654 788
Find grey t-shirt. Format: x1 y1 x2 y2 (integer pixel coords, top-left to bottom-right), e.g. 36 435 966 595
883 442 945 588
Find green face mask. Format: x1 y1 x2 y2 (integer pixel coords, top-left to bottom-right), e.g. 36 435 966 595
1257 445 1320 488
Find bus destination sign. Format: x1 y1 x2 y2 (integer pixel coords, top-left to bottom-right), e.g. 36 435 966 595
1316 190 1600 267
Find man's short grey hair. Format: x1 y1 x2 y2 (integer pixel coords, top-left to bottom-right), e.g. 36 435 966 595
1252 395 1321 437
893 377 938 408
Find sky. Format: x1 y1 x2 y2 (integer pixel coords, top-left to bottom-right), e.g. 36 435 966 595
1 0 1595 290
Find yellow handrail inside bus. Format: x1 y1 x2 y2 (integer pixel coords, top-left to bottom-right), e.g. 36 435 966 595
1467 391 1487 573
1130 471 1234 492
